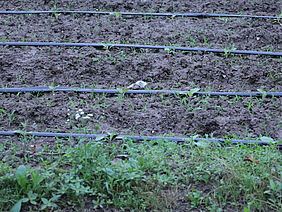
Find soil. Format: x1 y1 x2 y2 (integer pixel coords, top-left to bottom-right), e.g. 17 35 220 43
0 0 281 141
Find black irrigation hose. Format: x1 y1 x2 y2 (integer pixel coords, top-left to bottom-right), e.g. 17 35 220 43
1 87 282 97
1 42 282 57
0 131 280 146
0 11 280 19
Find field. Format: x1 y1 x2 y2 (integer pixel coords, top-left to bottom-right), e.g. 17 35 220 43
0 0 281 211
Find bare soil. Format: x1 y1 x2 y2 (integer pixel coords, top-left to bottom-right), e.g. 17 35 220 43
0 0 281 140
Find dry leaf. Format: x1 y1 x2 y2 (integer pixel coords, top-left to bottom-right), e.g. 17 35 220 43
244 154 259 164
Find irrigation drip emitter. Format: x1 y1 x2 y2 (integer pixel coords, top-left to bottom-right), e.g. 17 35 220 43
0 131 280 146
1 87 282 97
0 11 280 19
1 42 282 57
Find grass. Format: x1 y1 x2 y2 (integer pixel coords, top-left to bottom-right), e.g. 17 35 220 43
0 134 281 211
0 4 281 211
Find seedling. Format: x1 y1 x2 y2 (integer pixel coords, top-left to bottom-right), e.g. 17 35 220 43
49 82 58 96
110 12 121 19
164 48 170 54
164 47 176 55
223 45 237 57
102 43 113 50
273 13 282 26
54 13 61 19
188 88 200 97
91 82 96 100
247 99 254 112
219 17 231 23
2 109 16 126
257 88 267 99
117 88 129 104
186 35 196 47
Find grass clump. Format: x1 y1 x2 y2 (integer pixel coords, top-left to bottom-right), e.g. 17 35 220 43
0 135 281 211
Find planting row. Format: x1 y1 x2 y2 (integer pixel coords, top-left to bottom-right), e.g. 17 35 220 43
0 92 281 139
0 13 280 51
1 46 280 92
1 0 280 16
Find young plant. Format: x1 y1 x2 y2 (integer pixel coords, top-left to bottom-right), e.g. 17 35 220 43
188 88 200 97
257 88 267 99
54 13 61 19
49 82 58 96
223 45 237 57
164 47 176 55
117 88 129 105
2 109 16 126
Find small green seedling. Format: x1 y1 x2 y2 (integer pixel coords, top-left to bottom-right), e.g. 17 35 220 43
257 88 267 99
188 88 200 97
117 88 129 104
164 47 176 55
49 82 59 96
54 13 61 19
102 43 113 50
223 46 237 57
164 47 170 54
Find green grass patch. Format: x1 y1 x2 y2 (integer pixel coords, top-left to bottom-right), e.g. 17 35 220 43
0 135 281 211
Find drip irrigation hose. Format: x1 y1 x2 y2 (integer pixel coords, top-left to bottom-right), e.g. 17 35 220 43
0 131 280 146
0 11 280 19
0 87 281 97
1 42 281 57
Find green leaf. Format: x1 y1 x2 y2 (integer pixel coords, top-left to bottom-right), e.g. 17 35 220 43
41 198 48 204
95 136 106 141
40 204 47 210
188 88 200 97
31 171 43 190
21 198 29 203
30 200 37 205
10 199 22 212
260 136 275 143
27 190 38 201
92 57 99 62
164 48 170 53
243 207 250 212
101 168 114 176
195 141 210 148
14 130 24 135
269 179 276 190
257 88 266 98
16 165 27 188
50 194 60 202
264 190 271 194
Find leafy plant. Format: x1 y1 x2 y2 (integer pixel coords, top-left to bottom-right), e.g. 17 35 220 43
188 190 203 209
16 165 28 191
41 194 60 210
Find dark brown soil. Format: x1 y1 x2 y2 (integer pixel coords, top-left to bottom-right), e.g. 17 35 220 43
0 0 281 140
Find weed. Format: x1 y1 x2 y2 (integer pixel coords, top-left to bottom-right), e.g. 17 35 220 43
117 88 129 105
223 44 237 57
